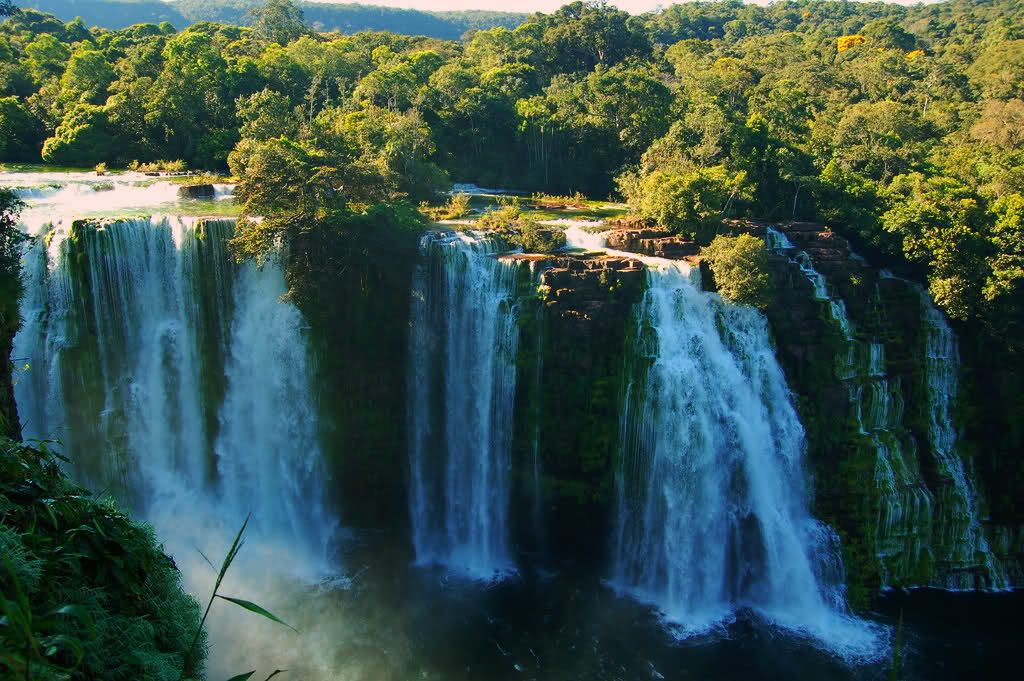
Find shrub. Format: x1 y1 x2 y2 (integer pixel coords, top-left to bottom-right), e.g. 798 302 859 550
477 200 566 253
619 165 748 241
128 159 188 173
0 439 205 681
420 192 471 221
701 233 772 310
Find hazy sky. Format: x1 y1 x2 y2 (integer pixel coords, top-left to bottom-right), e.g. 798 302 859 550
303 0 934 15
302 0 667 12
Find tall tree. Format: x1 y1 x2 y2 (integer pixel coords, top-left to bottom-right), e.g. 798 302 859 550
249 0 310 47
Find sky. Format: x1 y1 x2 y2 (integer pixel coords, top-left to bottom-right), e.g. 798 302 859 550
301 0 935 15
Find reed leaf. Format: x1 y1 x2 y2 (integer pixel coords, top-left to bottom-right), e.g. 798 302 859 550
214 596 297 633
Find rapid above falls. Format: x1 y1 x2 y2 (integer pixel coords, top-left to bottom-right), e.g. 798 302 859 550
13 209 333 562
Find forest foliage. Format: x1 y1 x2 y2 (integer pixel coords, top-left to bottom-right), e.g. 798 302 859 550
0 439 205 680
0 0 1022 347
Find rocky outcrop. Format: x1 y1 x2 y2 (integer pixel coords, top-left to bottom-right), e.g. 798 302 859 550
178 183 215 199
503 252 645 311
0 305 20 439
605 227 699 258
762 221 1021 605
504 251 646 560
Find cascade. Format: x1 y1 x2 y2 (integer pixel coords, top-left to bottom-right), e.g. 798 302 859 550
12 210 333 559
766 227 933 585
593 229 882 658
765 227 1007 589
407 231 523 578
920 296 1008 590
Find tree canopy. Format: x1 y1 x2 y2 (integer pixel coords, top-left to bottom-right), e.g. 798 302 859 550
1 0 1023 347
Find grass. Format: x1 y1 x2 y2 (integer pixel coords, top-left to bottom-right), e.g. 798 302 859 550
440 192 628 225
180 514 295 681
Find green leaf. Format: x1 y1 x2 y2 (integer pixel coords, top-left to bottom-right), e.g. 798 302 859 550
214 595 297 633
38 632 85 665
264 671 287 681
224 672 255 681
216 514 250 591
46 603 96 635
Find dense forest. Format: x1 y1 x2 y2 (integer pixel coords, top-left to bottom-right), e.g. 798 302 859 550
19 0 526 39
0 0 1022 349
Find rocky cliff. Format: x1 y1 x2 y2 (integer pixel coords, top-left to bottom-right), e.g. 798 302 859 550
504 252 645 560
757 221 1021 604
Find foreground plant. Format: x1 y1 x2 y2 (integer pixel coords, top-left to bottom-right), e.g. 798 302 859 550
180 514 296 681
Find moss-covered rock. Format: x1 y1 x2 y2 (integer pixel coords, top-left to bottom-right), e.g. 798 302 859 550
506 252 645 560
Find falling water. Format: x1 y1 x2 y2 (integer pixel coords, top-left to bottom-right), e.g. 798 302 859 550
610 254 884 660
920 297 1007 590
407 231 521 578
214 260 331 554
764 226 1008 589
12 211 333 560
766 227 936 586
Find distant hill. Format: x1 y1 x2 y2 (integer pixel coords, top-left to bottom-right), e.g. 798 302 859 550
15 0 528 39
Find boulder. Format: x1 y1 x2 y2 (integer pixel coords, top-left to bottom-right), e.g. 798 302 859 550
178 183 216 199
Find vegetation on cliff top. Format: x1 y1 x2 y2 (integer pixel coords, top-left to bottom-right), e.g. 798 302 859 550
702 233 772 310
0 0 1022 346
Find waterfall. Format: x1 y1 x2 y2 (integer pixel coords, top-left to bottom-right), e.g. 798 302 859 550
12 214 333 562
214 260 331 554
407 231 521 578
764 226 1007 589
610 256 883 660
766 227 934 584
920 297 1007 590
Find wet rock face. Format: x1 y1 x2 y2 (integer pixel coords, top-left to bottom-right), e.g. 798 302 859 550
504 251 646 561
762 220 1022 602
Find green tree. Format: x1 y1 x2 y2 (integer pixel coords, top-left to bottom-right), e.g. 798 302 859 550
701 233 773 310
861 18 918 51
538 1 651 74
0 96 42 160
228 136 348 264
620 165 748 240
969 39 1024 100
41 102 116 165
236 87 298 141
146 30 231 164
881 173 990 320
985 193 1024 303
249 0 310 46
826 101 930 180
59 49 115 104
22 34 70 85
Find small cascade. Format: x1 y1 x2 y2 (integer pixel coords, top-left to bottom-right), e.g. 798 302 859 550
765 226 1008 589
765 228 852 341
765 227 933 586
12 214 333 560
920 297 1007 590
609 246 882 659
407 231 523 578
